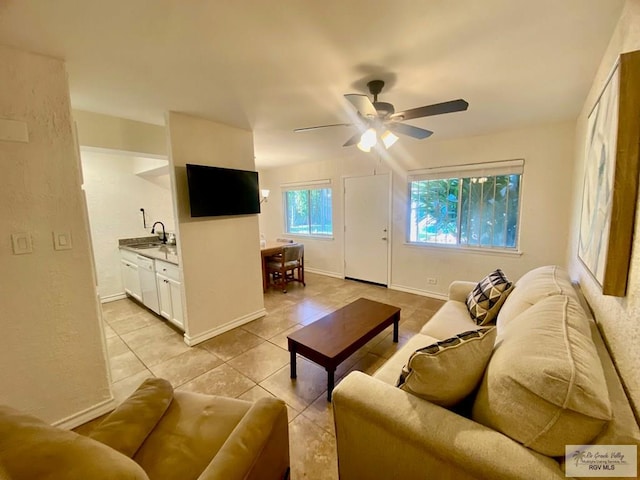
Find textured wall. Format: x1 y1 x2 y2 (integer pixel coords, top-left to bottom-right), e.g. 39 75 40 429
166 112 264 344
568 0 640 418
0 45 111 423
81 151 175 300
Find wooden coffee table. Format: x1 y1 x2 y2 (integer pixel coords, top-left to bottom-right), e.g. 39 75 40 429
287 298 401 401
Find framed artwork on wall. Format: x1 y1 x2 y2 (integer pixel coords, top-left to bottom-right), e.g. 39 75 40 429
578 50 640 297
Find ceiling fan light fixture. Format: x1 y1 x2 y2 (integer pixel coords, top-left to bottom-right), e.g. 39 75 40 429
381 130 399 149
296 79 469 150
357 128 377 152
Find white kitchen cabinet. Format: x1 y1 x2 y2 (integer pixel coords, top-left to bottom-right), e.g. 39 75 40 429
169 278 184 327
120 255 142 302
155 259 184 329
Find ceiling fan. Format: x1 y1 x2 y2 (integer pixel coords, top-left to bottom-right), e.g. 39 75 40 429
294 80 469 152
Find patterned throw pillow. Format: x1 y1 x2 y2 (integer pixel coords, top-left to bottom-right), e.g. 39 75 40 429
466 269 513 325
397 327 497 407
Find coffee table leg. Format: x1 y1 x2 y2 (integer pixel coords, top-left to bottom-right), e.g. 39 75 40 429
327 368 335 402
393 315 399 343
290 348 297 379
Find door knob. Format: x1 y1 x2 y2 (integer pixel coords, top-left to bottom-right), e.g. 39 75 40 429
382 237 388 241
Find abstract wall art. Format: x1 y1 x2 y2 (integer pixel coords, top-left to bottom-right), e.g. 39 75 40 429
578 50 640 297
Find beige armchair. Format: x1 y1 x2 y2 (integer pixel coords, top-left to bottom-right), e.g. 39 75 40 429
0 378 290 480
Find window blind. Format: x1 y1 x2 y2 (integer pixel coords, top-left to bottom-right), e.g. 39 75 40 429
408 159 524 182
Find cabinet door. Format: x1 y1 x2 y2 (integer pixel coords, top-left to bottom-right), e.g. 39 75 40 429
168 278 184 329
156 273 172 320
121 260 142 301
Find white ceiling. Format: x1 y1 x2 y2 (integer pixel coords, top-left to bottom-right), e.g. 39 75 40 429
0 0 624 168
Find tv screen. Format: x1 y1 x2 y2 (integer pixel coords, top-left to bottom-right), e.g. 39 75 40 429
186 164 260 217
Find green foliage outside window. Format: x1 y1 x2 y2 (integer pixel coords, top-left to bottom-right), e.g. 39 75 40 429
409 174 521 248
285 188 333 236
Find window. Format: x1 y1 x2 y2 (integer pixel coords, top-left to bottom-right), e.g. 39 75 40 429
408 160 523 249
283 182 333 236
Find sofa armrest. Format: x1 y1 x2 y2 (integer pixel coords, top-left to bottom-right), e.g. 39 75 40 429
333 372 566 480
198 397 289 480
448 280 477 302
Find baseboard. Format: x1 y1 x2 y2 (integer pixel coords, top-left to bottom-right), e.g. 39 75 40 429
53 397 117 430
101 293 126 303
183 308 267 346
389 283 448 301
304 267 343 279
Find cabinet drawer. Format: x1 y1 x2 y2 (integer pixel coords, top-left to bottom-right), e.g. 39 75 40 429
156 259 180 281
119 248 139 264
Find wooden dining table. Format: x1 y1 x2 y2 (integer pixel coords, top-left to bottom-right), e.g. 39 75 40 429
260 241 292 292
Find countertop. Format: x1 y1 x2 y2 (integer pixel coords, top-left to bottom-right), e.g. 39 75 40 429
120 244 179 265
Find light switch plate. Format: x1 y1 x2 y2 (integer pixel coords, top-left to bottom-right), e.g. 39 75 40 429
11 233 33 255
0 118 29 143
53 231 72 251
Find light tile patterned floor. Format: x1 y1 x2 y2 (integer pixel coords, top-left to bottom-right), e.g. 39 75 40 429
97 273 444 480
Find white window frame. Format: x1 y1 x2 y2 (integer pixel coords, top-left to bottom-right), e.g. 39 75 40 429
281 179 334 239
406 159 524 253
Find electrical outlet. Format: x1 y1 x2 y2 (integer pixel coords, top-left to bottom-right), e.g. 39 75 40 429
11 233 32 254
427 277 438 285
53 231 72 251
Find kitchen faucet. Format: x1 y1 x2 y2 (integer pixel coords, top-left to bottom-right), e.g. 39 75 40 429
151 221 167 244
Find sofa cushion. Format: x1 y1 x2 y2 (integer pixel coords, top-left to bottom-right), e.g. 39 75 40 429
559 320 640 472
472 295 612 456
497 265 578 327
397 327 497 407
0 406 149 479
465 269 513 325
133 391 254 480
373 334 440 386
419 301 481 340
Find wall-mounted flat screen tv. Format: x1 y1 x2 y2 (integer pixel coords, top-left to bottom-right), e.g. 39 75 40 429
186 164 260 217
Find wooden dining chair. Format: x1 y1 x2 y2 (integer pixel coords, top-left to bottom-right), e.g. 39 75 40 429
266 243 305 293
265 238 292 264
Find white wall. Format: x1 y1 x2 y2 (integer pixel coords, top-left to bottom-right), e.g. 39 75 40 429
74 109 166 156
167 112 265 345
0 45 112 425
260 120 576 296
81 151 175 301
392 121 576 295
259 154 373 277
568 0 640 418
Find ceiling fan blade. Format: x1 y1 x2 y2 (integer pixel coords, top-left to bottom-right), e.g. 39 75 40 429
344 94 378 117
343 131 361 147
294 123 353 133
388 123 433 139
390 99 469 121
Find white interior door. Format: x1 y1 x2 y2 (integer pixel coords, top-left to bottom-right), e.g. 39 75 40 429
344 174 390 285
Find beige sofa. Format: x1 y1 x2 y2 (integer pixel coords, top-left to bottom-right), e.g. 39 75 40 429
0 378 290 480
333 266 640 479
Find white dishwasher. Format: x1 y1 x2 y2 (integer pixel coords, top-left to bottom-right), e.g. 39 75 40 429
136 255 160 315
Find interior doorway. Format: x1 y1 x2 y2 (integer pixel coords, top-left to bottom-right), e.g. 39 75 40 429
80 148 173 302
344 174 390 285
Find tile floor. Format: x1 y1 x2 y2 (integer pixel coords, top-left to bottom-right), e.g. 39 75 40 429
97 273 444 479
